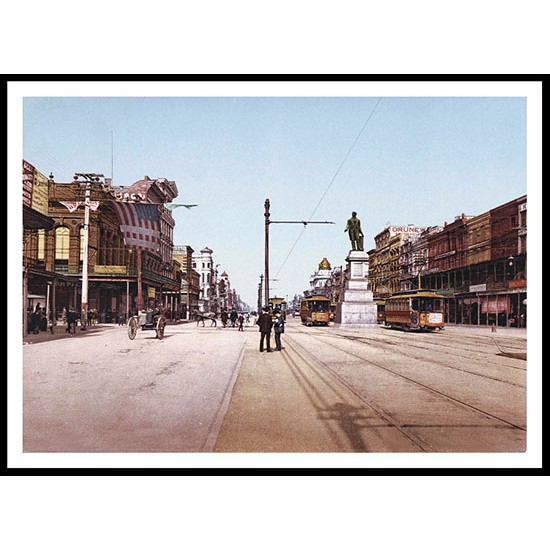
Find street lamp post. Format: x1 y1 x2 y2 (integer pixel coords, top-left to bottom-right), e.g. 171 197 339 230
263 198 334 309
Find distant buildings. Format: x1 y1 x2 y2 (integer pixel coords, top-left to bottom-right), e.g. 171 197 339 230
306 195 527 328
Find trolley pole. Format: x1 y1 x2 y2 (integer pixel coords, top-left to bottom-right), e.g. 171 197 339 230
264 198 334 310
264 199 270 309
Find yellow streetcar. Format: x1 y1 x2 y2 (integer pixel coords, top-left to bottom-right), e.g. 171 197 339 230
384 290 444 331
300 296 331 326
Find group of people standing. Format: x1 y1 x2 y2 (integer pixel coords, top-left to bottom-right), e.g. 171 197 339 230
26 303 52 334
256 308 285 352
193 306 286 352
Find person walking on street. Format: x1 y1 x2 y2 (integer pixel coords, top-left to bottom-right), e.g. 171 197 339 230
273 310 285 351
221 309 228 328
237 314 244 331
230 309 238 328
256 307 273 352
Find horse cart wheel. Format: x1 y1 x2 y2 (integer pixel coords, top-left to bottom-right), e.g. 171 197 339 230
156 317 166 340
127 316 138 340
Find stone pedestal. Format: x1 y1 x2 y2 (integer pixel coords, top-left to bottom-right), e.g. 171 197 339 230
334 250 377 328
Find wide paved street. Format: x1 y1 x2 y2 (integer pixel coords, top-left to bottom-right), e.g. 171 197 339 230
22 318 527 454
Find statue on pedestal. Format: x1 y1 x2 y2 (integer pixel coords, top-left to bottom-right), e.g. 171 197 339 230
344 211 364 251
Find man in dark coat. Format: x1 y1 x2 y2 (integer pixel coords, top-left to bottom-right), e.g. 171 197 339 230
273 311 285 351
256 307 273 352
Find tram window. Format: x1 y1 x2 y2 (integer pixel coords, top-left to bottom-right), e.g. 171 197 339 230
412 299 419 310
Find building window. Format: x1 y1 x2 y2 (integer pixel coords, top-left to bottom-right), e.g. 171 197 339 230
55 227 70 260
37 229 45 262
54 226 70 272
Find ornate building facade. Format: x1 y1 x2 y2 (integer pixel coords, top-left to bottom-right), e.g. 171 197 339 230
22 161 181 328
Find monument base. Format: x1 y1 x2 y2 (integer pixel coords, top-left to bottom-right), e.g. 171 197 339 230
334 250 377 328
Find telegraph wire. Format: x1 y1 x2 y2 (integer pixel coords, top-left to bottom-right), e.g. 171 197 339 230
275 97 383 279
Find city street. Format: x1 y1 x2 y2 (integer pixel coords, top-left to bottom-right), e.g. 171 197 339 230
22 318 527 454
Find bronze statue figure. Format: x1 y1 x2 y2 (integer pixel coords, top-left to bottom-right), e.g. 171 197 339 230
345 211 364 251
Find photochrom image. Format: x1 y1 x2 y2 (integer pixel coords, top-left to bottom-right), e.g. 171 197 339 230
10 80 542 470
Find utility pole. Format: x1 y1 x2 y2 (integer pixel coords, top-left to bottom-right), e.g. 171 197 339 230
264 198 334 310
74 173 104 330
258 274 264 313
264 199 270 309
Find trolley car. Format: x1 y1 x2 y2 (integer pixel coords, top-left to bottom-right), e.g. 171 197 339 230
383 290 444 331
269 297 287 320
375 299 386 324
300 296 331 326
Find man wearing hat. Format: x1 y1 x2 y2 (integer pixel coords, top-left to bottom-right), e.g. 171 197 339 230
256 307 273 352
273 310 285 351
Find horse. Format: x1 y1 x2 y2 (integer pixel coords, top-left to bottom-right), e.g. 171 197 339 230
195 311 217 327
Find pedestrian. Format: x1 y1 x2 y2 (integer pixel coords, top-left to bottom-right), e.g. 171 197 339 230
256 307 273 352
273 310 285 351
118 310 125 326
29 309 40 334
66 308 77 334
237 314 244 331
48 308 55 334
221 310 228 328
230 309 238 327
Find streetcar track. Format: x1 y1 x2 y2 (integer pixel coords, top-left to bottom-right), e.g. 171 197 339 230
280 341 370 451
286 330 526 434
293 326 527 387
317 332 526 388
282 336 430 451
378 328 527 357
319 329 527 372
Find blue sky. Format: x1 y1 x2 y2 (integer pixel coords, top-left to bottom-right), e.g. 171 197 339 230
19 85 530 308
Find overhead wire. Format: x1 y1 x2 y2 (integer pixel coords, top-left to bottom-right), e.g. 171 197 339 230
274 97 383 279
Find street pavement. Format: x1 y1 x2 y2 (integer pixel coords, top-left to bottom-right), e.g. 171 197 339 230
20 318 530 459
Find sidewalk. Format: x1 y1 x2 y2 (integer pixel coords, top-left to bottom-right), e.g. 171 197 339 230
442 324 528 339
22 322 120 345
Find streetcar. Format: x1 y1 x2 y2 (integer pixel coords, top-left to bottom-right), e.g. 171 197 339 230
375 299 386 324
383 290 444 331
269 297 287 320
300 295 331 326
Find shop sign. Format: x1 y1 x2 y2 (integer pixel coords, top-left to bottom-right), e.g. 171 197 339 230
148 287 156 298
93 265 128 275
23 160 35 208
31 171 49 215
481 295 509 314
469 284 486 292
508 279 527 289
